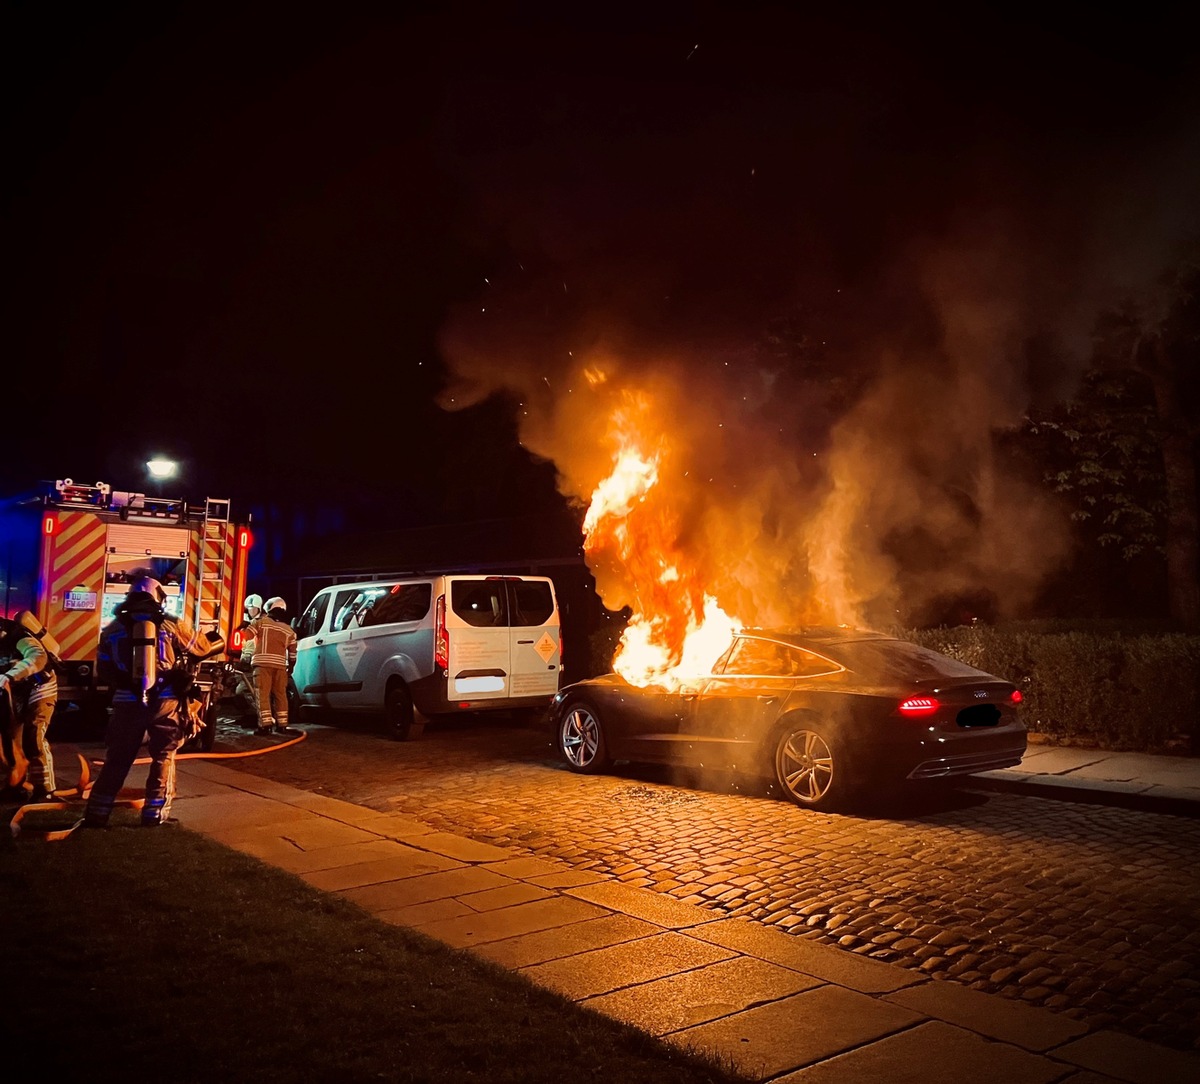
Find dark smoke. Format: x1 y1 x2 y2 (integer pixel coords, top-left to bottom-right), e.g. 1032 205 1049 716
436 6 1200 627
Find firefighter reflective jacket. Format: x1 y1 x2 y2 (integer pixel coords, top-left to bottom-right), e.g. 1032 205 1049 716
0 633 58 710
243 616 296 670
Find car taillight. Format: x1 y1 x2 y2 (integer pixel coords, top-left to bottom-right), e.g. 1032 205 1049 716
434 594 448 670
898 696 940 716
1010 689 1023 705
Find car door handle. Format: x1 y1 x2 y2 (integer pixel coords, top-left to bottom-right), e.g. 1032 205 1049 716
518 639 534 644
315 638 324 645
758 695 776 704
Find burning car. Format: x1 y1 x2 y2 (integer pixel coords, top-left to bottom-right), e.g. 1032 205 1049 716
551 627 1027 811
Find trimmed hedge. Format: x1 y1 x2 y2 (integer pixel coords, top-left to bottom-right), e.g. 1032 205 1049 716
905 624 1200 754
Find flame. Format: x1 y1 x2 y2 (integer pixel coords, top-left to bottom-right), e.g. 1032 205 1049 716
582 393 742 688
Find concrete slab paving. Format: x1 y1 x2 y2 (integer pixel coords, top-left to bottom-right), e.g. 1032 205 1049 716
774 1019 1065 1084
667 985 921 1080
565 879 724 929
473 913 662 969
583 955 822 1036
518 930 736 1000
458 882 553 912
480 855 573 880
408 830 513 863
414 895 611 948
267 837 436 875
885 976 1088 1051
374 898 475 927
1052 1029 1200 1084
301 846 463 891
690 917 924 994
339 865 510 912
227 815 384 851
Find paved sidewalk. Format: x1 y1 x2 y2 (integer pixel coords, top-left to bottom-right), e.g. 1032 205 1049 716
973 740 1200 815
162 756 1198 1084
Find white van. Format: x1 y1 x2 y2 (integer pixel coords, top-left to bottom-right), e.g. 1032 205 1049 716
290 574 562 738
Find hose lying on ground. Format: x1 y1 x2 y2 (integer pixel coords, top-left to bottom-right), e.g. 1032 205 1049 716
7 729 306 841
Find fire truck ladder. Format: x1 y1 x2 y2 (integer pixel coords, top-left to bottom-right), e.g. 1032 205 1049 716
195 497 233 633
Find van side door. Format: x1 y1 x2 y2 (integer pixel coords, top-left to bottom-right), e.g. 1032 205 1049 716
320 586 373 709
292 592 331 707
445 577 511 701
507 578 560 697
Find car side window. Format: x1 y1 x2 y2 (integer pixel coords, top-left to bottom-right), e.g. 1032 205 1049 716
509 581 553 627
723 637 791 676
786 646 841 678
297 593 330 639
361 583 432 626
451 580 507 627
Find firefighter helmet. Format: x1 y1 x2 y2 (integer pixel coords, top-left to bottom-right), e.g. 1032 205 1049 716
244 593 264 616
265 596 286 615
131 575 167 605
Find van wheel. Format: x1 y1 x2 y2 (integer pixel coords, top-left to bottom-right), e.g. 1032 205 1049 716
385 682 417 741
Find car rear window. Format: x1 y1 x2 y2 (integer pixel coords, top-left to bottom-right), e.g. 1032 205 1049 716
831 639 985 681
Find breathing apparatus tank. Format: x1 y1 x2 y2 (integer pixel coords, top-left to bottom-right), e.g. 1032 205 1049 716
127 576 168 704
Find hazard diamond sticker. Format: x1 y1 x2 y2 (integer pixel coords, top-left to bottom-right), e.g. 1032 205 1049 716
534 632 558 663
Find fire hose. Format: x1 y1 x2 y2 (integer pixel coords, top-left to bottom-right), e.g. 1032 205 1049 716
7 721 307 842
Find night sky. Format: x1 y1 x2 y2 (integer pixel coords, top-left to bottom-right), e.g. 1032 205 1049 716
5 2 1199 538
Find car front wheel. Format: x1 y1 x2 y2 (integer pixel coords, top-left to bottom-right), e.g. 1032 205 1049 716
773 720 845 810
558 700 610 773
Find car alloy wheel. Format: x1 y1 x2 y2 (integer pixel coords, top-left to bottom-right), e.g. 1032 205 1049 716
774 724 838 808
559 701 609 773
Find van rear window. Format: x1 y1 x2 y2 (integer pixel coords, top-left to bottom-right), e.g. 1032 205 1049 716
451 581 507 627
510 581 554 627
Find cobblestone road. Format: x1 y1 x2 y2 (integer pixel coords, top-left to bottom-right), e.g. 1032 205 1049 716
217 713 1200 1051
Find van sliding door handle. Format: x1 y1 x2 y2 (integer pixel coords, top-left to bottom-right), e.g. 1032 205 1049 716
315 638 324 645
517 639 534 644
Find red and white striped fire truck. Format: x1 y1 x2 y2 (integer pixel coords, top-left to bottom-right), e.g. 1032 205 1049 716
0 478 252 741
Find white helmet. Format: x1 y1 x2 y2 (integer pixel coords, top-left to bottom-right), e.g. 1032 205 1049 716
265 596 287 614
131 575 167 604
244 593 264 616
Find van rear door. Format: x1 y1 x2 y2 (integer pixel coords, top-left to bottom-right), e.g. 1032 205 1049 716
445 577 511 702
507 578 560 696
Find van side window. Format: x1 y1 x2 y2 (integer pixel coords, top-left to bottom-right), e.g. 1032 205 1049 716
451 581 507 627
331 589 366 632
361 583 432 626
297 593 330 639
509 581 553 627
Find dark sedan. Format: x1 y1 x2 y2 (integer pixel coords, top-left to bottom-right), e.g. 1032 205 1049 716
551 627 1027 811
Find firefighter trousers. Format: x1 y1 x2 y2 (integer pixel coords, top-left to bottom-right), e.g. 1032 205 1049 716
86 696 186 825
254 666 289 729
18 698 56 793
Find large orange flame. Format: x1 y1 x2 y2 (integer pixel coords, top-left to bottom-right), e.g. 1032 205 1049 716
582 391 740 688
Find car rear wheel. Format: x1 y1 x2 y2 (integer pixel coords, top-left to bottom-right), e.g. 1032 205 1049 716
558 700 610 773
773 720 845 810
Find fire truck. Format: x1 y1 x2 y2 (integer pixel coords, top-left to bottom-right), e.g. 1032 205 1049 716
0 478 252 748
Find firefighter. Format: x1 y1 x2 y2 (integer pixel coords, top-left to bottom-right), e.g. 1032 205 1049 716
0 612 59 802
233 593 264 722
244 596 297 736
84 574 222 827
